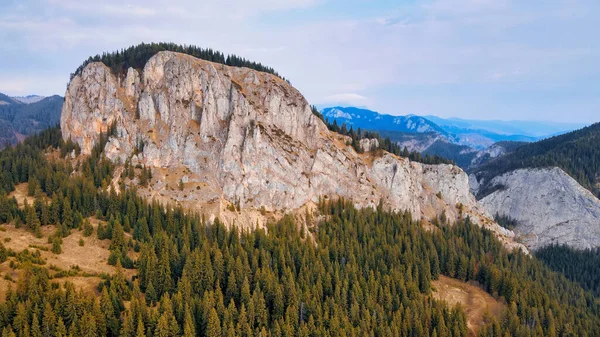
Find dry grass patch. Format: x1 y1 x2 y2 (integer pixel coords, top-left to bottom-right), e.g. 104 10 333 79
432 275 505 336
52 276 105 296
0 219 136 295
8 183 37 208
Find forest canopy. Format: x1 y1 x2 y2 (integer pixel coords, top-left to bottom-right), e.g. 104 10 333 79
1 127 600 336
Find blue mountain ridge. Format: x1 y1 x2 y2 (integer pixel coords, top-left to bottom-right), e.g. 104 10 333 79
320 107 580 150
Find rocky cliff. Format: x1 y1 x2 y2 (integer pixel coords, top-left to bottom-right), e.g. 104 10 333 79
479 167 600 250
61 51 522 249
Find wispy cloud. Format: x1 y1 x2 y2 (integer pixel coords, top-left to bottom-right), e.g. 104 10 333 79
322 93 368 105
0 0 598 122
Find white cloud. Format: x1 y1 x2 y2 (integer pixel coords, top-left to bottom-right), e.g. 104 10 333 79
47 0 319 20
0 0 598 122
321 93 368 105
0 75 68 96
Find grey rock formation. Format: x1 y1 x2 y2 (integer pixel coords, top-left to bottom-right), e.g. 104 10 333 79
480 167 600 250
358 138 379 152
61 51 523 250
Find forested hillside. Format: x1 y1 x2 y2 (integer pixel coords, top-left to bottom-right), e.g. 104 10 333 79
472 122 600 198
0 127 599 336
71 42 285 81
0 94 63 147
422 141 478 168
536 245 600 297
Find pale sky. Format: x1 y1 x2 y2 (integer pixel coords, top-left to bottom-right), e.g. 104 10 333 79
1 0 599 122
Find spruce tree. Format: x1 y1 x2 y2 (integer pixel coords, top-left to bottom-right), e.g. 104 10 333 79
206 308 221 337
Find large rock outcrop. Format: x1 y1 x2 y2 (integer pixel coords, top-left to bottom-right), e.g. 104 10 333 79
61 51 522 250
479 167 600 250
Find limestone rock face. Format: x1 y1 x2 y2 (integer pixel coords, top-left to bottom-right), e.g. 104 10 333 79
61 51 522 250
359 138 379 152
480 167 600 250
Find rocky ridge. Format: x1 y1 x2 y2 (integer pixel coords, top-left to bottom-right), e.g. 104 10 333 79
61 51 523 250
478 167 600 250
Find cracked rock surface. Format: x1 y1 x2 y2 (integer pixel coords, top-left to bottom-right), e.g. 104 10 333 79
61 51 523 250
480 167 600 250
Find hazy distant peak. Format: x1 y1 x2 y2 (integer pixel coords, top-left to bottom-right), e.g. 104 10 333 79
11 95 46 104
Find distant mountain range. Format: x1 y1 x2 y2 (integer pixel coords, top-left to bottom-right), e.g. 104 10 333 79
0 93 63 147
424 115 586 138
10 95 46 104
321 107 585 168
321 107 582 150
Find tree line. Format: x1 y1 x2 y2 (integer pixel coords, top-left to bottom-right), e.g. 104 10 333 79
70 42 286 82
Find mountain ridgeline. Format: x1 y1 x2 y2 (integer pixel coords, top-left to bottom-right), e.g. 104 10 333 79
319 107 556 150
319 107 583 171
473 122 600 198
0 93 63 147
312 107 453 165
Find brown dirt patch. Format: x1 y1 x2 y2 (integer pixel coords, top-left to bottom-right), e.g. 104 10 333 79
53 276 105 296
8 183 37 208
432 275 505 336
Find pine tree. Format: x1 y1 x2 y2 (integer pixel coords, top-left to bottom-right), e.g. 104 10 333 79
120 312 135 337
154 315 169 337
56 317 66 337
80 311 97 337
62 198 73 229
183 304 196 337
30 314 41 337
51 236 62 254
40 200 49 226
42 303 56 337
146 281 158 306
206 308 221 337
49 194 60 224
26 205 42 238
156 249 173 296
135 316 146 337
110 218 126 252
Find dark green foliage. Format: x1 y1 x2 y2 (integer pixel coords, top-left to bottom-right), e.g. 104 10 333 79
473 122 600 197
494 213 519 230
423 140 478 168
312 106 454 165
0 126 64 194
0 95 63 148
0 241 7 263
51 236 62 254
536 244 600 297
71 42 286 81
82 220 93 237
138 166 151 187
